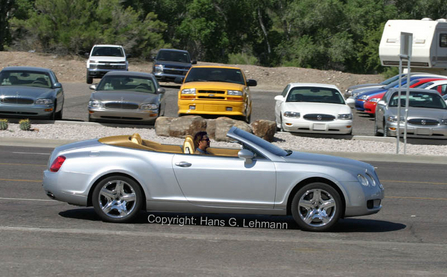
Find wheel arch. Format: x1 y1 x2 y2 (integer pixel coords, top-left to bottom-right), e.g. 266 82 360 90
286 177 346 218
87 172 147 211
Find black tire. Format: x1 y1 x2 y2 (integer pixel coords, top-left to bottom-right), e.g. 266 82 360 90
49 101 57 120
55 105 63 120
245 112 251 123
383 120 388 137
86 72 93 84
291 182 342 232
374 120 381 136
280 116 285 132
92 175 143 223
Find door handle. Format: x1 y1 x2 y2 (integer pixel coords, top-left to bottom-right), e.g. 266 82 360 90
175 161 192 167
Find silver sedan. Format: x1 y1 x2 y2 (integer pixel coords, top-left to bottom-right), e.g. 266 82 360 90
88 71 166 123
43 127 384 232
375 88 447 137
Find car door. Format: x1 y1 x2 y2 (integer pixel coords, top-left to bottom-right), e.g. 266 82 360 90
172 154 276 210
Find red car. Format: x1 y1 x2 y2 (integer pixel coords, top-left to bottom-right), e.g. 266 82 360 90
364 77 447 115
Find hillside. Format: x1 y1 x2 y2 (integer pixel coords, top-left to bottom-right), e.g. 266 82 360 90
0 51 384 92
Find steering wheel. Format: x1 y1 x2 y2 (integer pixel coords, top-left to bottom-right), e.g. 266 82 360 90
135 84 151 91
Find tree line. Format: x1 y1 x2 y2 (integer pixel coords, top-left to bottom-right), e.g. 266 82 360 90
1 0 447 74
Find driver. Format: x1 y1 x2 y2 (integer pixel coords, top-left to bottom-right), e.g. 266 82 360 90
193 131 211 155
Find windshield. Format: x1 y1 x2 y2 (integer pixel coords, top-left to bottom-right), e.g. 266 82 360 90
286 87 345 104
156 50 190 63
91 47 124 57
184 68 245 85
389 91 447 109
417 82 434 89
0 71 52 88
97 76 156 93
233 128 288 157
381 74 405 85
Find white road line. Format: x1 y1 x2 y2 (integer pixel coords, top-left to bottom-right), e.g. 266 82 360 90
0 197 55 202
12 152 50 155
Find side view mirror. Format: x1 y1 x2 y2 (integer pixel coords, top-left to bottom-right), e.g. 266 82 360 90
126 54 132 58
238 149 254 164
84 52 90 57
174 77 184 84
53 83 62 88
89 85 96 90
247 79 257 87
157 87 165 94
378 100 386 106
274 95 284 101
191 60 197 64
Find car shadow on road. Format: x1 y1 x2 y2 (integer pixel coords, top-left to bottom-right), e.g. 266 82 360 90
59 209 405 233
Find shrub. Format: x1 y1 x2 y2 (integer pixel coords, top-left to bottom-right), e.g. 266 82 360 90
0 119 8 130
19 119 31 131
228 52 259 65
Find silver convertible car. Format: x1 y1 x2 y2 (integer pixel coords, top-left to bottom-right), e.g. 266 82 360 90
88 71 166 123
0 66 64 119
43 127 384 232
375 88 447 137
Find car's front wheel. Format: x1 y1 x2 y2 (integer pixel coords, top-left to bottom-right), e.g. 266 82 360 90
291 182 342 232
92 175 143 223
86 72 93 84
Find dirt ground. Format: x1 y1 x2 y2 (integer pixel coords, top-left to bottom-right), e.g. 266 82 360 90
0 51 384 92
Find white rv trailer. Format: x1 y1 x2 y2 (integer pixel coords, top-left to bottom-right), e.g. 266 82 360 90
379 18 447 74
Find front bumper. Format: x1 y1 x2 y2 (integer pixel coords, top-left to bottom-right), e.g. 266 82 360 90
87 68 128 78
88 108 159 122
178 99 247 116
154 72 186 82
0 103 54 117
386 122 447 137
344 180 384 217
281 117 353 134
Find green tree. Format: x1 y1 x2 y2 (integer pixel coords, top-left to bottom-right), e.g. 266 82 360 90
0 0 15 50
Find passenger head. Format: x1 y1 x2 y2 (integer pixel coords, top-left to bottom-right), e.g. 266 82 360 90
194 131 210 150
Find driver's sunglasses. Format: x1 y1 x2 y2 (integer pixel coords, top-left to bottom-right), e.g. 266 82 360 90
202 138 210 142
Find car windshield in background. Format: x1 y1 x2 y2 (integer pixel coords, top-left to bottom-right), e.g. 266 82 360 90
97 76 156 93
185 68 245 85
0 71 52 88
234 128 288 157
156 51 190 63
91 47 124 57
286 87 345 104
389 92 447 109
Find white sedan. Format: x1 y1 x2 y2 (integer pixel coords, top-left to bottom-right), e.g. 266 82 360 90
274 83 353 134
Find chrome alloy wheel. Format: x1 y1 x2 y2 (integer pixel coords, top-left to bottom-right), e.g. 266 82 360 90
98 179 137 219
297 189 336 227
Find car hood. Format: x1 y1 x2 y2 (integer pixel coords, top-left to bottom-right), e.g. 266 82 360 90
0 86 55 98
90 56 126 62
283 102 351 115
182 81 246 90
155 60 191 68
388 107 447 118
347 83 381 91
284 151 373 172
91 91 159 103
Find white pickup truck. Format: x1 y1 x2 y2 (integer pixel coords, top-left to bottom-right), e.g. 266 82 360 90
85 44 129 84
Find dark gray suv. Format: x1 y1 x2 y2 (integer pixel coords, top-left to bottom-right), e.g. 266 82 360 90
152 49 196 82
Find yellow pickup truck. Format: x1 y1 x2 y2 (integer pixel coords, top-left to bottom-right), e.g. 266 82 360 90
175 65 257 122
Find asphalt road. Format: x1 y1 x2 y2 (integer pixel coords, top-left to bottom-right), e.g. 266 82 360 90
0 145 446 276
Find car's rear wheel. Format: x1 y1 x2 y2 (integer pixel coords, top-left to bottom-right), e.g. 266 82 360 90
92 175 143 223
291 182 342 232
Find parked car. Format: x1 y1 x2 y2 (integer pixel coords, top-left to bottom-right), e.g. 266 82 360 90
175 65 257 122
88 71 165 123
344 73 404 99
0 66 64 120
42 126 384 232
363 77 447 116
152 49 196 82
417 79 447 95
85 44 129 84
375 88 447 137
274 83 353 134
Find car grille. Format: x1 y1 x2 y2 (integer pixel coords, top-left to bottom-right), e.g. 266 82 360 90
303 114 335 121
164 68 189 75
0 97 34 105
198 90 225 94
97 62 127 70
104 102 139 109
408 118 439 126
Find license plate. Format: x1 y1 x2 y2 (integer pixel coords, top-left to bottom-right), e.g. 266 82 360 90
416 128 431 135
313 123 326 131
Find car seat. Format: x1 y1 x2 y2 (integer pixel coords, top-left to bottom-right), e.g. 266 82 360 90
131 133 142 145
183 135 195 154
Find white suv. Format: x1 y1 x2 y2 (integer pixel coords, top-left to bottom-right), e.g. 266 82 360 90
85 44 129 84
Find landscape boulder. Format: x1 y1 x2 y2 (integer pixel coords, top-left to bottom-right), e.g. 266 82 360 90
251 120 276 142
168 116 207 138
154 117 174 137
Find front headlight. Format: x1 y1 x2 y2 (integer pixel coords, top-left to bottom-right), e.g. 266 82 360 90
387 115 405 122
89 100 103 109
359 95 369 100
338 113 352 120
369 98 381 103
154 64 164 73
140 103 158 110
441 119 447 125
357 174 369 187
228 90 243 96
283 111 300 118
35 98 53 105
181 88 196 95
